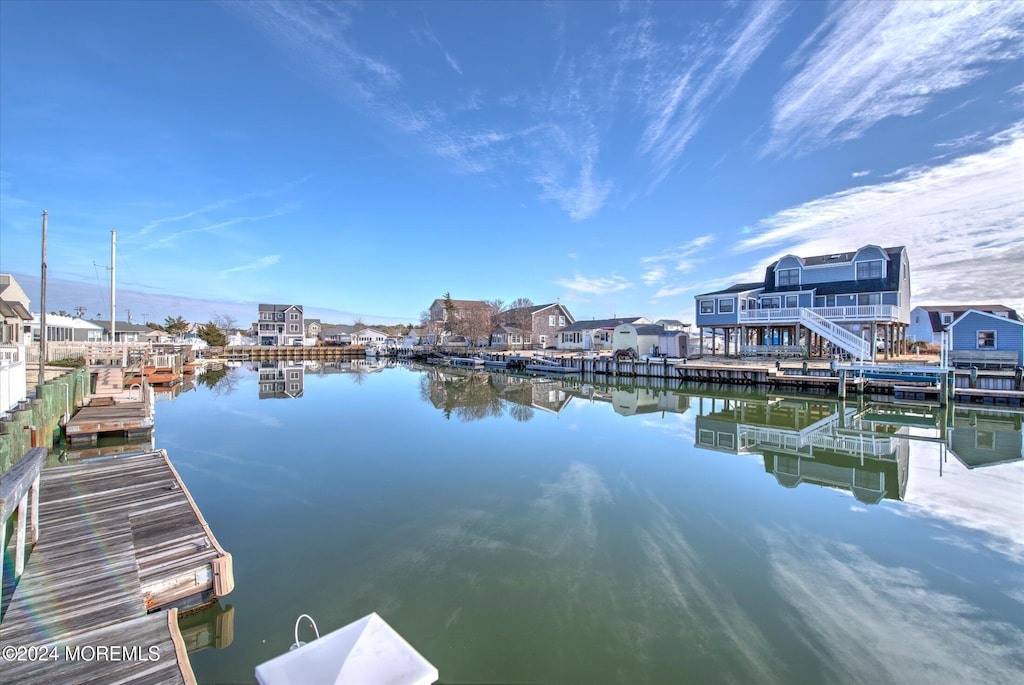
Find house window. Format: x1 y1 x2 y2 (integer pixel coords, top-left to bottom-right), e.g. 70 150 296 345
698 430 715 446
289 324 299 333
717 433 735 450
700 300 714 314
559 316 566 326
785 295 798 308
289 313 299 321
718 299 734 314
777 268 800 286
940 313 953 325
858 293 881 306
761 297 780 309
977 331 995 348
856 260 883 279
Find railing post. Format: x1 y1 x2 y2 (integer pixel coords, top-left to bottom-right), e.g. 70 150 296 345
15 492 28 576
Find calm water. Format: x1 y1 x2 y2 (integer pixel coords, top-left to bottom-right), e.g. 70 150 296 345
150 361 1023 685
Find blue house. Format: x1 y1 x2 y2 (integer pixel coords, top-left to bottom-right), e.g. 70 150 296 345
694 245 911 361
945 309 1023 367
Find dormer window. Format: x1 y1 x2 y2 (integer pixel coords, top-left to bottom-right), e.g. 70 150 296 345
777 268 800 286
856 260 883 279
940 313 953 325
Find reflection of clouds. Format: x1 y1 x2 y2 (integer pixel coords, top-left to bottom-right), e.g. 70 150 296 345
535 461 610 555
218 405 283 428
899 441 1024 564
765 529 1024 685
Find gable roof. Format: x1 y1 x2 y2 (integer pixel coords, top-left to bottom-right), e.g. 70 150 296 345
946 308 1024 330
695 282 763 298
560 317 647 332
764 246 906 295
915 305 1021 332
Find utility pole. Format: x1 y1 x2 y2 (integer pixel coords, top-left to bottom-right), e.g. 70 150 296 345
110 229 116 346
38 211 48 396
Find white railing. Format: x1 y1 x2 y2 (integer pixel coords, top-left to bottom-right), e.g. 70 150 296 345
799 309 870 360
25 342 153 364
739 305 899 323
1 354 28 413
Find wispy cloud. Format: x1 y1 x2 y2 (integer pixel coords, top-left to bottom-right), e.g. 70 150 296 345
851 170 870 178
140 176 309 236
147 207 292 249
556 274 632 295
767 1 1024 155
634 2 790 182
736 123 1024 311
640 234 716 293
218 254 280 278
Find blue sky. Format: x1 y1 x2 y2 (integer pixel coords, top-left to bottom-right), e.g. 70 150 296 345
1 1 1022 326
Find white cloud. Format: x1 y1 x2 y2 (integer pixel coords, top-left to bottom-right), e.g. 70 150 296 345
218 254 281 277
641 266 666 286
736 124 1024 312
767 1 1024 155
556 274 632 295
851 170 870 178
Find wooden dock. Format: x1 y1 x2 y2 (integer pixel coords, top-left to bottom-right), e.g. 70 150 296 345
1 450 233 684
64 395 154 446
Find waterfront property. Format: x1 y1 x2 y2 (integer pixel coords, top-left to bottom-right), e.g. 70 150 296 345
946 308 1024 367
907 304 1021 347
694 244 912 361
555 316 651 351
27 312 105 343
257 304 304 346
611 322 688 357
490 302 576 350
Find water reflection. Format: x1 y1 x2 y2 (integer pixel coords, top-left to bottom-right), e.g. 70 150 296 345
178 601 234 654
255 360 304 399
419 367 571 421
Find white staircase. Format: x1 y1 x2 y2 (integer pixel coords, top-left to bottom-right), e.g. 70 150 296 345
799 309 870 361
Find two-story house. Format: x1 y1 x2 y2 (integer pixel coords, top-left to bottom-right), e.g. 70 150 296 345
257 304 304 346
694 245 911 361
428 298 493 344
491 303 575 350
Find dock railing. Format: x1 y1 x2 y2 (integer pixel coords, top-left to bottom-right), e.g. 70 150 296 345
0 446 46 615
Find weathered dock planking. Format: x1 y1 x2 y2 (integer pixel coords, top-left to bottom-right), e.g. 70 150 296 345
1 450 232 684
64 397 154 446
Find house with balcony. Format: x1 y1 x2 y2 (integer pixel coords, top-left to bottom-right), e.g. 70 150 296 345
257 304 304 346
694 245 911 361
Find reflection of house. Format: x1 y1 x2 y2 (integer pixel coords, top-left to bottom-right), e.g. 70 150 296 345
555 317 651 351
258 304 304 346
692 395 910 504
948 409 1023 469
258 360 304 399
560 383 690 417
694 244 911 360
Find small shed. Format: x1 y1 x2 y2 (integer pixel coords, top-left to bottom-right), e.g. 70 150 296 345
946 309 1023 366
612 323 665 356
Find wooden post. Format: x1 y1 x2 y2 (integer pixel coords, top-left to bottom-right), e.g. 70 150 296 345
31 474 40 543
15 493 28 576
838 369 847 399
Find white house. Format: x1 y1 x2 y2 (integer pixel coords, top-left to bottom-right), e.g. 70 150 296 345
612 323 666 356
28 314 104 342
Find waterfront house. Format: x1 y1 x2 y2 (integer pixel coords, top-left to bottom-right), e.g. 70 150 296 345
554 317 651 351
320 323 355 345
352 327 389 346
428 297 492 344
28 313 104 343
945 309 1023 367
305 318 322 340
87 319 153 343
908 305 1021 347
490 302 575 350
257 304 304 346
0 275 32 346
694 245 911 361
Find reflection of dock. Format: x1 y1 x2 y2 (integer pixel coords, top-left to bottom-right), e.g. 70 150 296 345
1 449 234 683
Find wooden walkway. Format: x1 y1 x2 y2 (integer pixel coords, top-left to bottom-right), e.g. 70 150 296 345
1 451 233 684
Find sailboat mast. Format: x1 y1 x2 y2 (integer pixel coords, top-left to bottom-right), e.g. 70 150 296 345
111 229 116 345
39 210 48 394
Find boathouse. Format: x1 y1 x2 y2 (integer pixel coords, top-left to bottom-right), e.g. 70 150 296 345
694 245 911 361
